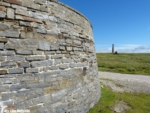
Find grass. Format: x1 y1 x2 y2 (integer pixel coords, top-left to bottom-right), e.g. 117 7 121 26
97 53 150 75
88 85 150 113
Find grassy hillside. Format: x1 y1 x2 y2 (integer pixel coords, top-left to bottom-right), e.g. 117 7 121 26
96 53 150 75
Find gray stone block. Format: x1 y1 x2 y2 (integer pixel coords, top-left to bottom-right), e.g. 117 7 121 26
54 59 62 65
0 23 10 30
26 55 46 61
0 11 6 18
49 16 57 22
59 46 65 50
35 0 47 5
27 83 49 89
1 61 17 68
66 47 72 51
0 30 19 38
11 4 27 10
0 51 15 56
59 64 69 69
0 2 10 7
7 56 25 61
33 51 44 55
66 39 72 44
8 68 24 74
52 90 67 101
62 59 73 63
20 62 30 68
52 54 63 59
50 44 59 50
0 56 5 61
43 66 59 71
69 63 77 68
31 60 53 67
74 40 81 45
7 8 14 19
0 86 9 92
40 5 48 12
0 43 4 49
58 39 65 43
26 68 40 73
36 29 47 34
16 50 33 55
2 92 15 101
39 41 50 50
45 51 56 55
10 84 25 91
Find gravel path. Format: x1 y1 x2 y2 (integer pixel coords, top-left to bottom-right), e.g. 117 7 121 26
99 72 150 94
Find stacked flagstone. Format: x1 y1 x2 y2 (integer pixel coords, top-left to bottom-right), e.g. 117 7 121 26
0 0 100 113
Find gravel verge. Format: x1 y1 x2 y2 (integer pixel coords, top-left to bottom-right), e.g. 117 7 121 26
99 72 150 94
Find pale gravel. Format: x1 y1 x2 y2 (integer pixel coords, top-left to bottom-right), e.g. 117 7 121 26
99 72 150 94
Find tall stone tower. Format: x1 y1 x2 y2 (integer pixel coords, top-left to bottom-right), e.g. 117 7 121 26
0 0 100 112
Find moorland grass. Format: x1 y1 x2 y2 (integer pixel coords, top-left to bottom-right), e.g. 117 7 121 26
97 53 150 75
88 85 150 113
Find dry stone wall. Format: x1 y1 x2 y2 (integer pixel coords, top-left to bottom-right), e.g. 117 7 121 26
0 0 100 113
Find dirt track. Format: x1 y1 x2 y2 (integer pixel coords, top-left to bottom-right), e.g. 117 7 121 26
99 72 150 94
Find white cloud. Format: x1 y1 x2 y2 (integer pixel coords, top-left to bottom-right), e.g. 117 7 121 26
96 44 150 53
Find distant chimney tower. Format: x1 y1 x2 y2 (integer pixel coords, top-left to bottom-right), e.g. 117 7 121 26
112 44 114 53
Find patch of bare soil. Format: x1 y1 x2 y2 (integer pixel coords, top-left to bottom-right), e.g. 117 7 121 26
113 100 131 113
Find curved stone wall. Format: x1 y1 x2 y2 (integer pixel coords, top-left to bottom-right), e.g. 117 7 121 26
0 0 100 112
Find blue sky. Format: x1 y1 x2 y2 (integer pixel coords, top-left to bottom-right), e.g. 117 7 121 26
59 0 150 53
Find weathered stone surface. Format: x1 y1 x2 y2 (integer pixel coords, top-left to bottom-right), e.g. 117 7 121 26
31 60 53 67
19 62 30 68
15 15 42 23
0 56 5 61
66 39 72 44
0 1 99 113
38 41 50 50
49 16 58 22
4 0 21 5
0 2 10 7
26 68 40 73
7 8 14 19
51 44 59 50
10 84 25 91
59 46 65 50
21 1 40 10
16 50 33 55
35 0 47 5
8 68 24 74
0 69 7 75
0 23 10 30
11 4 27 10
26 55 46 61
7 56 25 61
1 61 16 67
0 86 9 92
0 11 6 18
59 64 69 69
0 43 4 49
0 6 6 12
52 90 67 101
52 54 64 59
0 50 15 55
15 9 29 17
0 30 19 38
33 94 51 104
66 47 72 51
